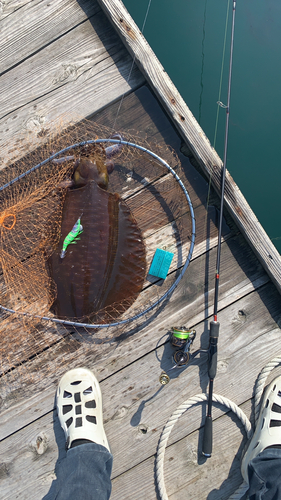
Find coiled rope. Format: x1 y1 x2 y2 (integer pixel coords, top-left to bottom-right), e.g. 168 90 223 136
155 356 281 500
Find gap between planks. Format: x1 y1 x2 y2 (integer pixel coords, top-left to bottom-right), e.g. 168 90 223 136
1 284 281 499
0 232 270 440
0 0 145 165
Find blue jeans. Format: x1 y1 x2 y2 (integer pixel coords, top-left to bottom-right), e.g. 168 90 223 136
54 443 113 500
53 444 281 500
248 449 281 500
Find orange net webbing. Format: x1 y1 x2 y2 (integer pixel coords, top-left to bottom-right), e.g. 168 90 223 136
0 120 194 395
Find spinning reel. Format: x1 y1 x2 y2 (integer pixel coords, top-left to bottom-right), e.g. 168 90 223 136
159 326 207 385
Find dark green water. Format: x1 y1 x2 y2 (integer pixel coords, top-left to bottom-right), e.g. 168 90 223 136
123 0 281 254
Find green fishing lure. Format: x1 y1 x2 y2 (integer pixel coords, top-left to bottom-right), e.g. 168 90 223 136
60 216 83 259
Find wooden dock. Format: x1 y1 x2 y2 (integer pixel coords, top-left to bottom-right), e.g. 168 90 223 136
1 1 281 499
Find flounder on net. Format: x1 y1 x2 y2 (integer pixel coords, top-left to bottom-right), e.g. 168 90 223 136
48 144 146 321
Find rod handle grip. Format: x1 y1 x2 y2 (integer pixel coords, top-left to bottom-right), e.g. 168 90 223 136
208 321 219 379
208 349 218 380
210 320 220 338
202 415 212 457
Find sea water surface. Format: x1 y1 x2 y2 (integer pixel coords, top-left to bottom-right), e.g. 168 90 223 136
123 0 281 254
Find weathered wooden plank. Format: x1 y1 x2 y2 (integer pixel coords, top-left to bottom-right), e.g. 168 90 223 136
1 284 281 499
0 84 206 236
0 234 269 437
0 409 64 500
0 402 249 500
0 12 133 121
0 0 32 21
0 14 144 165
96 0 281 295
93 85 210 207
96 285 281 478
93 84 190 153
0 0 99 71
126 173 195 236
111 400 252 500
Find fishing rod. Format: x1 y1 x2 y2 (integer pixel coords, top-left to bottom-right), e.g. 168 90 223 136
202 0 237 458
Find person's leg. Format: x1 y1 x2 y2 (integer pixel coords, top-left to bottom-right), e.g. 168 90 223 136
247 449 281 500
55 443 112 500
55 368 112 500
241 375 281 500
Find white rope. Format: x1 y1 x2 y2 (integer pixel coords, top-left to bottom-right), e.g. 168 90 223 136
155 356 281 500
155 393 251 500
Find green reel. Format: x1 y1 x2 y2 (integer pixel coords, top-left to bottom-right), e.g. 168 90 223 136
159 326 196 385
171 326 196 349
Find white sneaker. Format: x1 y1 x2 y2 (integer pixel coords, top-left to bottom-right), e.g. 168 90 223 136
241 374 281 483
56 367 109 451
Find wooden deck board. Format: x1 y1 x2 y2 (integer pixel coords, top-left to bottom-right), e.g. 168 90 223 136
1 282 281 498
0 0 145 165
96 0 281 294
0 230 269 432
111 400 253 500
1 0 100 72
1 1 281 499
1 13 136 120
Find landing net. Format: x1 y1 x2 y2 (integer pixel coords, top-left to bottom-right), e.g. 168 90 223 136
0 120 195 388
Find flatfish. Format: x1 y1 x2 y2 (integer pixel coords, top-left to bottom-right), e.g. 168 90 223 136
48 150 146 321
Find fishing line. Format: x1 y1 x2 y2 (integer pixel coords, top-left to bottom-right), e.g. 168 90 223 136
204 0 231 212
112 0 152 132
197 0 230 318
213 0 231 150
198 0 208 125
202 0 237 458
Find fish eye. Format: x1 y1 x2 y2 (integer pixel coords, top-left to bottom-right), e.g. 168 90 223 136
74 169 86 186
97 172 109 189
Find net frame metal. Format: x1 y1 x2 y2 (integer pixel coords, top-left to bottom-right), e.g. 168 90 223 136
0 138 196 328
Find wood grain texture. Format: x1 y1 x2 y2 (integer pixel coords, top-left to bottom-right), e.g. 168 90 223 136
1 12 131 119
1 284 281 499
0 0 100 70
111 400 252 500
0 233 269 438
1 6 281 496
100 285 281 479
96 0 281 294
0 6 145 165
0 86 210 380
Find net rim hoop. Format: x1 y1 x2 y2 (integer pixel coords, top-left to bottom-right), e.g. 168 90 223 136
0 139 196 329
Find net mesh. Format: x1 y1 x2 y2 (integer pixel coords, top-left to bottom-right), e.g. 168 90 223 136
0 120 194 392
